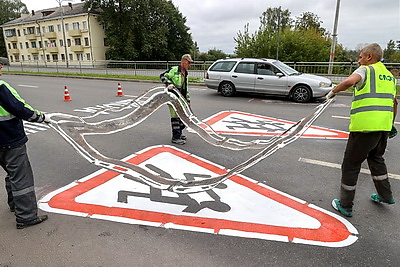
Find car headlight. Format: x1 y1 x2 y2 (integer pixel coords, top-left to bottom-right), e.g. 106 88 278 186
319 82 332 88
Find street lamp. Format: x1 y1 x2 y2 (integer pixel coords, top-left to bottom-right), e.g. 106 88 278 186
328 0 341 75
55 0 73 67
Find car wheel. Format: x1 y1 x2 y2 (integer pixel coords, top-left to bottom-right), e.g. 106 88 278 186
219 82 236 97
291 85 312 103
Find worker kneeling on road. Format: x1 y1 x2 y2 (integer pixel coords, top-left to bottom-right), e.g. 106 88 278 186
0 63 49 229
326 43 398 217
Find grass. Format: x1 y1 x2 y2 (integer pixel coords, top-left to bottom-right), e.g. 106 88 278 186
3 70 204 83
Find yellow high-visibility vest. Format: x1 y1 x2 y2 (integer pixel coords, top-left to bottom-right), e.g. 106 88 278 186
349 62 396 132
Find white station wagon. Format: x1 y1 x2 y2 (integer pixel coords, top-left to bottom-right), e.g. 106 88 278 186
205 58 333 102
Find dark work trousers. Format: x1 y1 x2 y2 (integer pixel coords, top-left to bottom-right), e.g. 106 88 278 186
0 144 38 223
170 117 185 139
340 131 393 209
168 93 189 139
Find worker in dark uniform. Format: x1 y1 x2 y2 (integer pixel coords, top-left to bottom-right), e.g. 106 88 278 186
0 63 49 228
160 54 193 145
327 43 397 217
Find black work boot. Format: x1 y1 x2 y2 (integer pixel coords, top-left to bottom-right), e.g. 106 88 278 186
16 215 48 229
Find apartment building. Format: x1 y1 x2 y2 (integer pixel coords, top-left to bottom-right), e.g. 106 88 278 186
1 2 107 67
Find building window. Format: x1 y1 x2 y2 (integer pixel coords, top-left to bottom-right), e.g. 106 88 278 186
52 54 58 61
33 55 38 61
7 43 11 49
69 54 73 61
49 40 56 47
61 54 65 61
17 29 21 36
27 26 35 34
31 41 36 48
74 38 81 46
65 23 69 31
57 24 61 32
44 41 48 47
21 55 25 61
86 53 91 61
59 39 64 47
19 42 23 49
23 28 26 35
48 25 55 32
67 39 71 47
76 53 83 61
82 21 87 30
84 37 89 46
36 27 41 34
72 22 80 30
14 43 19 49
28 55 31 61
5 29 16 37
46 55 50 62
42 26 46 33
15 55 19 62
38 41 42 48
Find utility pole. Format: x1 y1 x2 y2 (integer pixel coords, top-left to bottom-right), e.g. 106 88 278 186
276 7 281 60
328 0 341 74
55 0 70 67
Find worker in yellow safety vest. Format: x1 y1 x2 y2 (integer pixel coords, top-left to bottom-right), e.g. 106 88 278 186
160 54 193 145
326 43 398 217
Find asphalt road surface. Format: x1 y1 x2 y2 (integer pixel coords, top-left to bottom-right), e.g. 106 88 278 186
0 74 399 266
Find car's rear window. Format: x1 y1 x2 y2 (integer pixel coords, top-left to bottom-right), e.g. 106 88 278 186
209 61 236 72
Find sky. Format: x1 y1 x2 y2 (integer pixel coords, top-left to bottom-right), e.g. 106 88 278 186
24 0 400 55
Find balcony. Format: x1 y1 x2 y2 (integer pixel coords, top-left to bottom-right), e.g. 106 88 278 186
28 48 39 54
26 34 37 40
46 46 59 53
68 29 82 37
6 36 17 42
9 48 20 54
71 45 84 52
44 31 57 39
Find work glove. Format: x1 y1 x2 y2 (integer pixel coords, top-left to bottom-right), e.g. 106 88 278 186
389 125 397 139
36 113 50 124
166 84 176 91
326 90 336 99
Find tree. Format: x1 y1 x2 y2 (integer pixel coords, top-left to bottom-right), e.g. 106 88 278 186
258 7 292 35
85 0 193 60
0 0 28 56
294 12 326 35
234 7 333 62
196 49 227 61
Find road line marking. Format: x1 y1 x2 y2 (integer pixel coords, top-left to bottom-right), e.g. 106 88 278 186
18 84 39 88
332 115 349 120
332 115 399 125
298 157 400 180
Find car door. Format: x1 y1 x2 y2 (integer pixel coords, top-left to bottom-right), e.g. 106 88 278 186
254 63 288 95
231 62 256 92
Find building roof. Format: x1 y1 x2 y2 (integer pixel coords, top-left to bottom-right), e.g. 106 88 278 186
1 2 99 27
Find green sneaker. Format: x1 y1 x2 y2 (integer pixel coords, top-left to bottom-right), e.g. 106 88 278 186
331 199 353 217
370 193 395 204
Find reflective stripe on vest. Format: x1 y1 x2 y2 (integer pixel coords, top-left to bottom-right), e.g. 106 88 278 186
0 114 16 121
349 63 395 132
